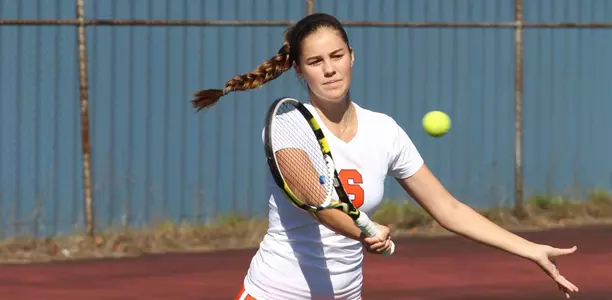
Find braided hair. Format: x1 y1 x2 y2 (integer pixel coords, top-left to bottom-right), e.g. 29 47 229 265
191 13 350 111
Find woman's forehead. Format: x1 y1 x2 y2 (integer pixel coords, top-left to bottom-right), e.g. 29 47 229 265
299 28 347 56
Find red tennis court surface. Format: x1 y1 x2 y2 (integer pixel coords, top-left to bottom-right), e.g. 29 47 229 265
0 225 609 299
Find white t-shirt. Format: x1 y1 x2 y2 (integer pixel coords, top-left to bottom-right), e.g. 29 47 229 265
243 102 424 300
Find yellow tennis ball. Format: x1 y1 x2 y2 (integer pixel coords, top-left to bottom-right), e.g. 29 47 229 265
422 110 451 137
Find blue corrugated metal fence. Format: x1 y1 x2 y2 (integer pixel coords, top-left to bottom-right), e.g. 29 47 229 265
1 0 611 238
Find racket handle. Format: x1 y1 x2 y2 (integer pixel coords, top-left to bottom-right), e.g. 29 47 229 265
354 213 395 256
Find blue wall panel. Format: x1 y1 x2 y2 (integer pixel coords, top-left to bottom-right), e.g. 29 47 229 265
0 0 81 237
522 0 612 198
1 0 612 237
83 0 308 230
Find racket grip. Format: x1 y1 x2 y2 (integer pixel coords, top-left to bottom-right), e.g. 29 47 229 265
354 213 395 256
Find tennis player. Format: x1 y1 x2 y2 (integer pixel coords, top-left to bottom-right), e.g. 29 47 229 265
192 13 579 300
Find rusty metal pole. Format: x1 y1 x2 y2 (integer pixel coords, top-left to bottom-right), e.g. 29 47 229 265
307 0 315 15
76 0 95 237
514 0 526 218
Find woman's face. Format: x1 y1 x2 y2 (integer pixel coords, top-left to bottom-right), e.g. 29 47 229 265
295 27 354 105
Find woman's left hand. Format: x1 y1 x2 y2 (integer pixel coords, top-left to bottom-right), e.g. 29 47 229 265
529 244 579 298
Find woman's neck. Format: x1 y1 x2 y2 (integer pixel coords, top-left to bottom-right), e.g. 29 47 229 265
309 92 352 124
309 92 357 142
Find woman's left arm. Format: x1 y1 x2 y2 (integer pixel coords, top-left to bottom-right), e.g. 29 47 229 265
397 164 537 258
396 164 579 298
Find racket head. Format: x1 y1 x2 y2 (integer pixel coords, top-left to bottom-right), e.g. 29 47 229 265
264 97 338 212
263 97 395 255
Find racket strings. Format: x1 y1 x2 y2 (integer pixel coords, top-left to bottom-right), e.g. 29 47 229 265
271 103 334 207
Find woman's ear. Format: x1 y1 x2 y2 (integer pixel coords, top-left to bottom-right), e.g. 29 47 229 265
292 61 304 78
292 61 302 76
350 47 355 66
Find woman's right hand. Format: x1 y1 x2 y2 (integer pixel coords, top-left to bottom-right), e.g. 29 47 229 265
360 223 393 254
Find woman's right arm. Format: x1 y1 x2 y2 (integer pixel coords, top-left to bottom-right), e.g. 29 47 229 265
276 148 380 242
310 209 366 241
276 148 388 242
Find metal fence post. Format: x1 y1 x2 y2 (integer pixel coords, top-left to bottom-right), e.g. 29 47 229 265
76 0 95 237
514 0 526 217
307 0 315 15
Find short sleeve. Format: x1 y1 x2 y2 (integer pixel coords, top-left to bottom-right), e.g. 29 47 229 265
387 121 424 179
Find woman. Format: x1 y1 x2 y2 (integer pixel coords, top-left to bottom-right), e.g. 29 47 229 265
192 13 579 300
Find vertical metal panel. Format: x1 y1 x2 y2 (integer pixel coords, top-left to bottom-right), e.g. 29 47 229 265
83 0 307 230
523 0 612 23
522 0 612 198
0 0 80 237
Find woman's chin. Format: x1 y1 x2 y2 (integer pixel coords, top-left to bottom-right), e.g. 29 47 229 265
313 89 349 104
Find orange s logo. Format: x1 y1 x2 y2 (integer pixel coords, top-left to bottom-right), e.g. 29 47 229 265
338 169 364 208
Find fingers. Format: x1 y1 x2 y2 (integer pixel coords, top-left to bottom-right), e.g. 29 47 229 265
557 278 578 299
554 274 579 293
362 233 392 254
366 239 388 251
361 236 383 253
557 283 570 299
362 231 391 245
362 235 384 245
368 242 385 251
550 245 578 257
373 239 392 254
531 244 579 298
546 259 579 299
363 223 392 255
539 257 579 289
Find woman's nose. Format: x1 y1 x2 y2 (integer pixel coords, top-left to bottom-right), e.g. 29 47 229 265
323 62 336 77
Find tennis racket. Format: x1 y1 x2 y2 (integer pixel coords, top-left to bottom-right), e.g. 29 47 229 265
263 97 395 256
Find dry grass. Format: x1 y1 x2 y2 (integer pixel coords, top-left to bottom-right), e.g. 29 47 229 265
1 191 611 264
0 214 267 264
374 190 612 236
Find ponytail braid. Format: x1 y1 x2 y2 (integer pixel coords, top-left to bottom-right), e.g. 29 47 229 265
191 43 291 112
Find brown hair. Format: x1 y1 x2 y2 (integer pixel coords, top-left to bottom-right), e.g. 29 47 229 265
191 13 351 112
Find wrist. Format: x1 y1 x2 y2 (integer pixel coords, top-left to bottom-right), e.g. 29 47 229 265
358 232 367 243
521 241 543 261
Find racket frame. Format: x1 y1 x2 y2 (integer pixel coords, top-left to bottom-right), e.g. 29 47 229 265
263 97 395 256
